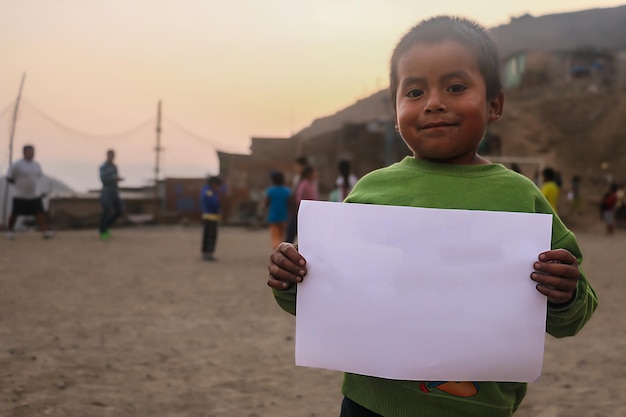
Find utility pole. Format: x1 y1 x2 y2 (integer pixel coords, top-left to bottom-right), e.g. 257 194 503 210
2 72 26 227
154 100 162 221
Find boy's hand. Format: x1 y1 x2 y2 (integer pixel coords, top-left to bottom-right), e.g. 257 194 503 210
531 249 580 305
267 242 307 290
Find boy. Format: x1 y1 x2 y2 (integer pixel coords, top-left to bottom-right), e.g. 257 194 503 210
200 176 222 261
540 167 560 214
265 170 292 249
266 16 597 417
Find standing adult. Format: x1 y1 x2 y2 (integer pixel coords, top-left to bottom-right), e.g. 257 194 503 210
5 144 55 240
99 149 124 240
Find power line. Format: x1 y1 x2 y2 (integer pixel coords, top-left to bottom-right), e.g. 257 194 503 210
164 116 247 153
21 99 155 140
0 101 14 120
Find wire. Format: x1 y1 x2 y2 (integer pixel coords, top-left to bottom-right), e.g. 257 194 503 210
164 117 247 153
21 99 155 140
0 102 14 120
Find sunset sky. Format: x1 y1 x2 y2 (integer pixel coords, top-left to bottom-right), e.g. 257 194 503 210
2 0 624 192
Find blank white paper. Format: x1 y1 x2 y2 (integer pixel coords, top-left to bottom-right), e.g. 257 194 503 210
295 200 552 382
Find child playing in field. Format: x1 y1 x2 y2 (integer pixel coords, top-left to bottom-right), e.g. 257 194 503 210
200 176 222 261
264 170 292 249
266 16 597 417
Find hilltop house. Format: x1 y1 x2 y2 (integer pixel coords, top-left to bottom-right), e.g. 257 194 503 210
501 49 616 90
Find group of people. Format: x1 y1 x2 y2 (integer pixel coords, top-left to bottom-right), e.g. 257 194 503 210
263 156 359 249
4 145 125 241
538 165 625 235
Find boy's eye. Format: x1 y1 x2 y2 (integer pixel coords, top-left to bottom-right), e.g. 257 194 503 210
447 84 467 93
406 89 423 98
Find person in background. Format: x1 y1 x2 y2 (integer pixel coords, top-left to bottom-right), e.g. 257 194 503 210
201 176 222 261
99 149 124 240
567 175 584 216
285 156 309 243
599 183 618 235
265 170 292 249
335 159 359 202
616 183 626 229
5 144 55 240
540 167 560 214
267 16 597 417
294 165 319 212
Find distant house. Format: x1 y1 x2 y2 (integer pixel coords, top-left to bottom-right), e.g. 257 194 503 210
217 123 411 225
502 49 616 90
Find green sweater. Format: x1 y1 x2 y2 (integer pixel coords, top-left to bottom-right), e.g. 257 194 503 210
272 157 598 417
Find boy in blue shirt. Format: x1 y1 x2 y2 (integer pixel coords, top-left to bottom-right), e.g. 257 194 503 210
265 170 292 249
266 16 597 417
200 176 222 261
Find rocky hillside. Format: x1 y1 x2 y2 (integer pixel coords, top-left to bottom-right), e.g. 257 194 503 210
489 85 626 199
490 5 626 57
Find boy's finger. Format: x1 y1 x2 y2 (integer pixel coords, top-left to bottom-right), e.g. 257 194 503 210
534 284 574 305
267 274 295 290
533 261 580 280
530 272 577 293
538 249 577 264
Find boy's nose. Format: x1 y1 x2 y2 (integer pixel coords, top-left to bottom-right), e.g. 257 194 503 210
424 92 447 113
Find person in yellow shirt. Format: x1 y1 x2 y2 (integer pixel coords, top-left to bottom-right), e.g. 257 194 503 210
541 167 560 213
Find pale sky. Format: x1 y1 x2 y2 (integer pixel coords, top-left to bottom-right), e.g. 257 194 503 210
1 0 624 192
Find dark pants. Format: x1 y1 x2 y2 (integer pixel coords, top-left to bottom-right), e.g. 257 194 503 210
340 397 382 417
99 192 123 234
285 212 298 243
202 220 218 254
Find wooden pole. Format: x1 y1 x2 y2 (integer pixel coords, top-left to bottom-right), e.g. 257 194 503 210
2 72 26 227
154 100 162 220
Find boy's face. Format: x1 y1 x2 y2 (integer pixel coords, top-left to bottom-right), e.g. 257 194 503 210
394 40 503 165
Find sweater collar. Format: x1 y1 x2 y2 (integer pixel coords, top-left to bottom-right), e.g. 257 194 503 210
400 156 508 176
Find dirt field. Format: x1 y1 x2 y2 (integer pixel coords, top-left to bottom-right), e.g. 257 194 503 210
0 219 623 417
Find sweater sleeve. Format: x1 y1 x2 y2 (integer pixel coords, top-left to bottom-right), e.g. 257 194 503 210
272 286 297 316
545 229 598 338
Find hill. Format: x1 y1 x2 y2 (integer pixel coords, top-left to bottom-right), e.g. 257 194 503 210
490 5 626 58
489 87 626 200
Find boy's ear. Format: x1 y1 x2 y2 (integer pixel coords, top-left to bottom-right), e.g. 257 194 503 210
487 91 504 123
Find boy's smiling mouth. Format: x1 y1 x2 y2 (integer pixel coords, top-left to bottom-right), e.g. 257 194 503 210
420 121 457 129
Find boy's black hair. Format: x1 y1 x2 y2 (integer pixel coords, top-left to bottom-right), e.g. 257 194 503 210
208 176 222 185
23 144 34 152
301 165 315 179
270 170 284 185
295 156 308 166
542 167 556 181
389 16 502 108
338 160 351 187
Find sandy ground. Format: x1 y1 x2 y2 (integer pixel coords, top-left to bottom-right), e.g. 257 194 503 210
0 217 623 417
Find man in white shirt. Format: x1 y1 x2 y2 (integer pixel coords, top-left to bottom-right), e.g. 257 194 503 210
5 145 54 239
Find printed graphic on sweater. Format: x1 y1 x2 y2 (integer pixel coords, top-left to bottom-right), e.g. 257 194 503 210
419 381 480 397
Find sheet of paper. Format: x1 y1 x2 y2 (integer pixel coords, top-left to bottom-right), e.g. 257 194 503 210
295 200 553 382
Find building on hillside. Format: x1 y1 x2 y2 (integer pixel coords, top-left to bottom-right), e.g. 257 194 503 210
217 123 411 225
502 49 616 90
218 138 295 225
217 90 414 225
